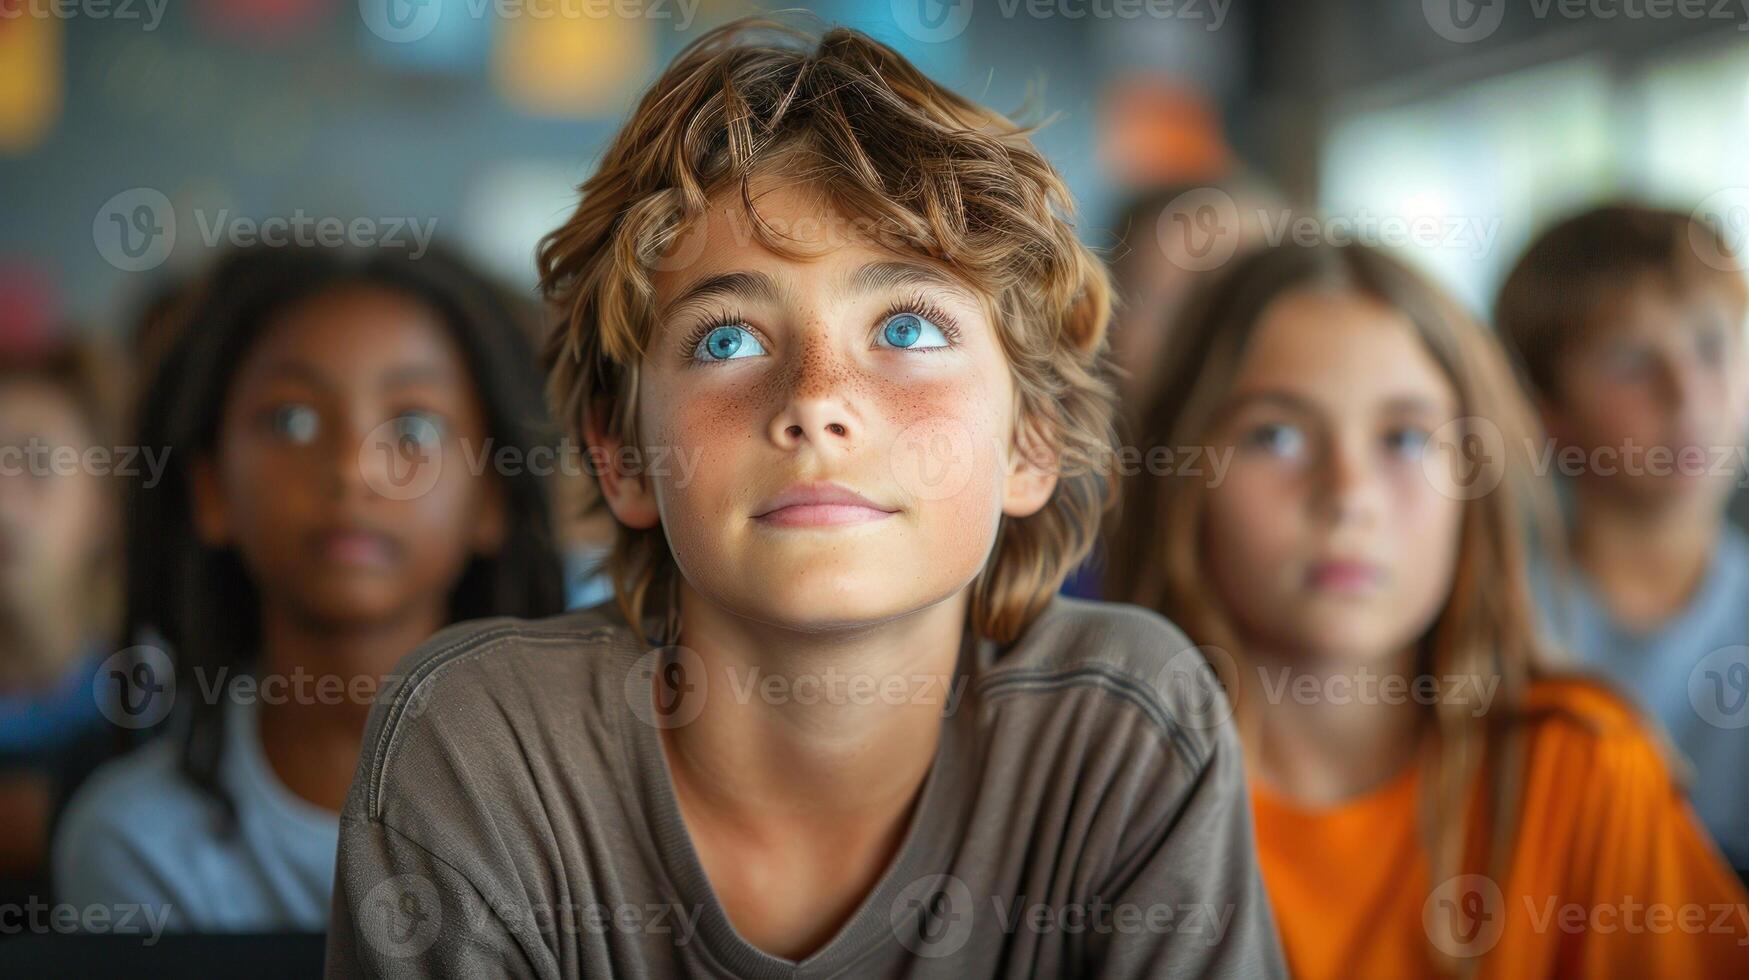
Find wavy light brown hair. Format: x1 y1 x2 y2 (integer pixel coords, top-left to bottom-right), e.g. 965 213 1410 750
1105 240 1567 975
538 18 1118 645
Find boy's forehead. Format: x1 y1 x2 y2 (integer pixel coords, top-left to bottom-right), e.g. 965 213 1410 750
650 184 982 310
667 183 877 261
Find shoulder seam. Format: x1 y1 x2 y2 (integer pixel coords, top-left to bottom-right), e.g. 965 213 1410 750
358 815 541 971
365 621 625 819
978 665 1207 772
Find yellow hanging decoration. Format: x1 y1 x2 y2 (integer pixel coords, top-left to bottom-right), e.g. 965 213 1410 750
491 4 653 118
0 11 64 155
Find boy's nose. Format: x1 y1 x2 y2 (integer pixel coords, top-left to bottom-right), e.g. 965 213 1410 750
770 398 856 449
768 335 862 450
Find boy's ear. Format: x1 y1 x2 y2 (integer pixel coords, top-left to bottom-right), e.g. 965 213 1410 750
190 456 231 547
584 400 661 531
1001 416 1059 519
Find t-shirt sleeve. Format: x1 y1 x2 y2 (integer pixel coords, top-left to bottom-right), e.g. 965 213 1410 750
1558 714 1749 976
1083 691 1288 978
325 812 540 979
326 618 571 978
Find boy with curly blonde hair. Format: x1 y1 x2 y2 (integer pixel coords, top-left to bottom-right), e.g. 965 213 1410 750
329 18 1284 977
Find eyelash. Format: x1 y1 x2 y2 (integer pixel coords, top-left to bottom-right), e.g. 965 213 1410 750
675 307 748 363
675 293 965 365
879 294 965 350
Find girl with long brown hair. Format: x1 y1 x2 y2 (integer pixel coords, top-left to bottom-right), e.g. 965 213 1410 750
1107 239 1749 977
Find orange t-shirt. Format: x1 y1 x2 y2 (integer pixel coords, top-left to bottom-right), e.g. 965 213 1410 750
1252 680 1749 979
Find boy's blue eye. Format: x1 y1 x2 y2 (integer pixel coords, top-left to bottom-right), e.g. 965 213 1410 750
693 324 766 362
877 313 951 350
272 404 320 445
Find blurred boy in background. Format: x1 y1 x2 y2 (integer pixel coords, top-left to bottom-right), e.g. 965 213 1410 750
1497 203 1749 877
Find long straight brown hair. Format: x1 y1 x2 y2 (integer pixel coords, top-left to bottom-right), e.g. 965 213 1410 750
1106 239 1565 974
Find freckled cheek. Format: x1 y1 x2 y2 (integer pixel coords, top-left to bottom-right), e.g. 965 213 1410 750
877 373 1010 520
645 382 767 524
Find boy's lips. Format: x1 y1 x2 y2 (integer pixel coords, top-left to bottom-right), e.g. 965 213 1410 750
752 481 898 528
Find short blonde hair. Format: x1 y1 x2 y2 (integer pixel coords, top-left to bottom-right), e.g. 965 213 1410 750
538 17 1117 644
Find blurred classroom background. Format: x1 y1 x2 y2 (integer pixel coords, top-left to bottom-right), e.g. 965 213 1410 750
5 0 1749 336
5 0 1749 971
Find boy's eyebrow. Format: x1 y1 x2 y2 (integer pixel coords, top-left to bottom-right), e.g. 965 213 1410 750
840 260 968 298
659 271 781 321
658 260 972 321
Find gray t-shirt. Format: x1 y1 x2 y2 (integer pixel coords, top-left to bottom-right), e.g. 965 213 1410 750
325 595 1286 979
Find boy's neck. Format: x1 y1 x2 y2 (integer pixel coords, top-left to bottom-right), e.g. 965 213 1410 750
661 576 966 826
1570 487 1723 628
657 577 970 959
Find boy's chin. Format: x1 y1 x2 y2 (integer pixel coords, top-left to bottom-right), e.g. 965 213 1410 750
732 584 927 632
702 568 960 635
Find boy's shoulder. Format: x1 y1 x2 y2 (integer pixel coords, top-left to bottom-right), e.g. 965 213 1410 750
376 602 642 712
355 596 1231 817
387 600 637 675
353 603 645 816
979 595 1229 772
992 594 1198 668
385 600 642 690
